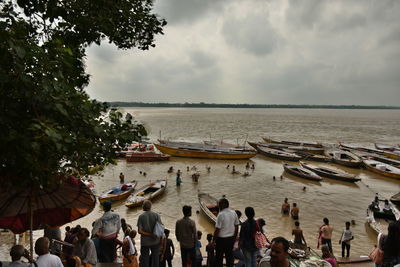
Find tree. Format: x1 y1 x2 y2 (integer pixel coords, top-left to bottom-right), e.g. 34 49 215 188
0 0 166 188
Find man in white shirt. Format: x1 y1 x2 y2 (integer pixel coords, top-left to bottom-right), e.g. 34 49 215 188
213 198 240 267
92 200 121 262
35 237 63 267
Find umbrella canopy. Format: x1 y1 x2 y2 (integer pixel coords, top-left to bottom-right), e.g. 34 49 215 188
0 176 96 234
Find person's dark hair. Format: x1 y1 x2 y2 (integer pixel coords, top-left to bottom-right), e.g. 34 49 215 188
383 221 400 256
323 218 329 224
207 234 213 242
79 228 90 237
345 221 351 226
164 229 170 235
295 221 300 226
218 198 229 209
245 207 255 219
235 210 242 219
65 226 71 232
271 236 290 252
293 203 297 207
182 205 192 216
197 230 202 238
121 218 126 224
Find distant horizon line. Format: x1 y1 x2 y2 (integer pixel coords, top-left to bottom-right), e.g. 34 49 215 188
107 101 400 109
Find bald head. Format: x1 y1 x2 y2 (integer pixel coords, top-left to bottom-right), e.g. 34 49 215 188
35 237 50 256
10 245 24 261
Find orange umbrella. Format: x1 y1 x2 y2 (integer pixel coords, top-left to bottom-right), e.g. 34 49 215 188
0 176 96 253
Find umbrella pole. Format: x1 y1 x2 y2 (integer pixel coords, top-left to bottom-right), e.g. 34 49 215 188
29 195 34 257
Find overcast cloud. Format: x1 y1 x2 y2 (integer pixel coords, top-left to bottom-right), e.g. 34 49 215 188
85 0 400 105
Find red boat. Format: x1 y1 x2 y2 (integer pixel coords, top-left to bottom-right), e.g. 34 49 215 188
126 151 170 162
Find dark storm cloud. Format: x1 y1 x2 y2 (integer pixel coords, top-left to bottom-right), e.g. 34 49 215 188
85 0 400 105
155 0 227 24
221 14 279 56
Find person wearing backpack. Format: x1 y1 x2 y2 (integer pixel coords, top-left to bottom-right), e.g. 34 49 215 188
239 207 258 267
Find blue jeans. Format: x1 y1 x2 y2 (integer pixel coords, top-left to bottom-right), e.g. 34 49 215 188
140 244 160 267
242 249 257 267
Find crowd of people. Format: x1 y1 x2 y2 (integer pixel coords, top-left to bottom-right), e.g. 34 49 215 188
4 194 400 267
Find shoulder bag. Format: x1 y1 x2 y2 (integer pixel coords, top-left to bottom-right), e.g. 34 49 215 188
368 234 384 264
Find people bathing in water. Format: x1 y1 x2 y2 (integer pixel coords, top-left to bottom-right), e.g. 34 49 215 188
167 166 174 173
281 198 290 215
292 221 307 247
231 166 240 174
290 203 299 220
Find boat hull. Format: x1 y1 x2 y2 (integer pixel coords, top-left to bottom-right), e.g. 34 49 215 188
99 181 137 204
257 146 301 161
126 153 170 162
283 163 322 182
154 144 256 160
300 162 360 182
198 192 219 225
363 160 400 179
126 179 167 208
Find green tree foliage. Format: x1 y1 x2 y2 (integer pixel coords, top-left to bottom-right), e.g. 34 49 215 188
0 0 166 188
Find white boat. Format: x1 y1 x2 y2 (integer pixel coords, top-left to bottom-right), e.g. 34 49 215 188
125 179 167 208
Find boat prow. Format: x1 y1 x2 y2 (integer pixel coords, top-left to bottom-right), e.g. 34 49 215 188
125 179 167 208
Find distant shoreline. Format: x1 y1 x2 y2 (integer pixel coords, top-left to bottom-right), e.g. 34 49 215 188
108 102 400 109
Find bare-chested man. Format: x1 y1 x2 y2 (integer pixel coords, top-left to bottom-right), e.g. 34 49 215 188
281 198 290 215
292 221 306 247
290 203 299 220
319 218 333 253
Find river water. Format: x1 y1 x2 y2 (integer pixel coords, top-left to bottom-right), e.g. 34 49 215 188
1 108 400 261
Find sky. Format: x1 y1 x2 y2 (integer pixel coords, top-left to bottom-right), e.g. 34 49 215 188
85 0 400 105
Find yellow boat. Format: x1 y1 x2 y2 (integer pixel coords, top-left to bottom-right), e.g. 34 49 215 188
363 160 400 179
154 143 256 160
384 151 400 160
98 180 137 204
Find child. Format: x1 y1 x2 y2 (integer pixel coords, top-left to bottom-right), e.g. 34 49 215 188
339 221 354 258
195 231 203 267
122 229 139 267
206 233 215 267
160 229 174 267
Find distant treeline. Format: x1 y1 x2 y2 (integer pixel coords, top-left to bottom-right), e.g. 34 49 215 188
108 102 400 109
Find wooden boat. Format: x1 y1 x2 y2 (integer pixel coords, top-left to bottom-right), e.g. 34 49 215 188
125 179 167 208
375 143 400 152
283 163 323 182
82 179 96 193
117 143 155 158
366 200 400 235
126 151 170 162
256 145 301 162
154 143 256 160
336 257 372 265
204 140 247 149
99 180 137 204
363 160 400 179
340 143 384 155
250 141 324 155
324 150 362 168
293 151 332 162
300 162 360 182
383 150 400 160
262 137 322 148
198 192 220 224
390 192 400 206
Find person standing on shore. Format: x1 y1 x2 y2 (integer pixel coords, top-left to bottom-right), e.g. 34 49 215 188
281 198 290 215
213 198 240 267
137 200 162 267
92 201 121 263
35 237 64 267
339 221 353 258
175 205 197 267
239 207 258 267
120 172 125 184
290 203 299 220
319 218 334 253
